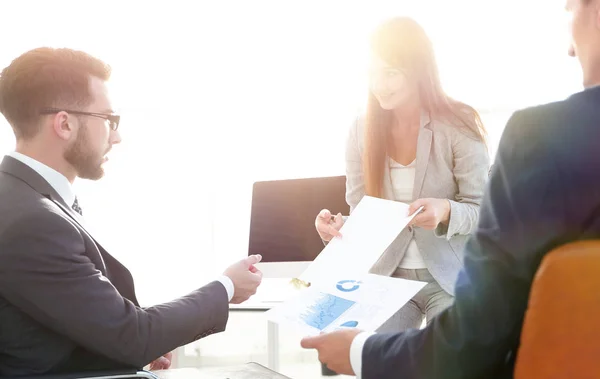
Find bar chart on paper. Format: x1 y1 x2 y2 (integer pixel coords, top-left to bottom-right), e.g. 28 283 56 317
300 293 356 331
265 274 427 335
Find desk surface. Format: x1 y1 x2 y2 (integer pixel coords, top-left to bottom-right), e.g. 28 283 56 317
229 278 304 310
156 363 290 379
230 302 278 311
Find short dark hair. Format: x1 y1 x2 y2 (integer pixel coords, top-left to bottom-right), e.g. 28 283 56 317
0 47 111 139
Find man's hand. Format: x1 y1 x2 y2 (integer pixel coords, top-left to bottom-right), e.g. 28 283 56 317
409 198 451 230
223 254 263 304
148 351 172 371
300 329 361 375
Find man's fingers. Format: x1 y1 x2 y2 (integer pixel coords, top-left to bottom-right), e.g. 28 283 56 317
300 335 322 349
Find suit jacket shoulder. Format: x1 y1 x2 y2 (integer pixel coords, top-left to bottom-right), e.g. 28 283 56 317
0 157 230 376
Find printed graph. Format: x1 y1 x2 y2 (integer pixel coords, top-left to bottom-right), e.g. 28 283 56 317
300 293 355 330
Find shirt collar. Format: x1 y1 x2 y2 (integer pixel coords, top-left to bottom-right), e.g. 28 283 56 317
8 151 76 207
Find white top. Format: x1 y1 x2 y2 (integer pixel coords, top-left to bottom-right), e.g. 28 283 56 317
389 158 426 269
350 158 426 379
7 151 235 301
348 158 425 377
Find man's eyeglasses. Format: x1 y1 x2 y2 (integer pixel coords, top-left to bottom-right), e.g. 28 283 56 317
39 108 120 131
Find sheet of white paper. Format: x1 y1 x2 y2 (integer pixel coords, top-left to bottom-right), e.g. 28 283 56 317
265 273 427 335
299 196 422 284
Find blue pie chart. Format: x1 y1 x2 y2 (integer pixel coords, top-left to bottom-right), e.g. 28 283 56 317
340 320 359 328
336 280 361 292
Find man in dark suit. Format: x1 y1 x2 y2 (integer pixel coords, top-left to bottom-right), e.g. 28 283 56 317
301 0 600 378
0 48 263 377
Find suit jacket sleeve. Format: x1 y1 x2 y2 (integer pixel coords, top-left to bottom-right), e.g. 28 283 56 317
362 109 570 378
0 210 229 369
434 129 490 239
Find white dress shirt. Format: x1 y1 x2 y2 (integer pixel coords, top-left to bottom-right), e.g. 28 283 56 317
350 331 375 378
9 151 76 206
7 151 234 302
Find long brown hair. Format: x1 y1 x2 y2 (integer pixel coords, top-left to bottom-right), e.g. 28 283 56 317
364 17 487 198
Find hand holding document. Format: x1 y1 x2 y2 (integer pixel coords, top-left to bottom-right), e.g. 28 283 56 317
298 196 423 285
265 274 426 335
265 196 426 334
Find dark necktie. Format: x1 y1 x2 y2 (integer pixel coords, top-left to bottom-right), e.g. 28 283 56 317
72 197 83 216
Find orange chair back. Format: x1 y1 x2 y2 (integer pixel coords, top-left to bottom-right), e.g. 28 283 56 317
515 240 600 379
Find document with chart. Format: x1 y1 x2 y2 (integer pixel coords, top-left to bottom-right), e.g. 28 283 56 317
265 274 426 335
297 196 422 285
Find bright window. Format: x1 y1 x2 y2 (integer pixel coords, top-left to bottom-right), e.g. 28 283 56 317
0 0 581 305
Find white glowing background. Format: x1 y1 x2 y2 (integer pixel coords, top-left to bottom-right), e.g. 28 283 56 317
0 0 580 304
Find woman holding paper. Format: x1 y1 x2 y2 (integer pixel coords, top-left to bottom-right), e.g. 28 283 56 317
315 17 490 333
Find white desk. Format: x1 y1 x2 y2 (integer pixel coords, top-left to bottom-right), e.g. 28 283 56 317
229 302 280 371
228 278 303 372
157 362 290 378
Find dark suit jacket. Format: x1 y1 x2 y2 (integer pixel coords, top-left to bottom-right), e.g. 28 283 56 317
0 156 229 377
362 85 600 379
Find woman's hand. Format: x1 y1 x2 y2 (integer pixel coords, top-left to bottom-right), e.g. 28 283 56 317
409 198 451 230
315 209 344 242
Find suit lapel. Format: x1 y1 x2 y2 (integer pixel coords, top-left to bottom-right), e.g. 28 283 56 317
1 155 140 305
3 156 93 239
53 199 140 304
46 197 119 281
51 198 90 233
0 156 66 205
43 198 139 304
412 113 433 200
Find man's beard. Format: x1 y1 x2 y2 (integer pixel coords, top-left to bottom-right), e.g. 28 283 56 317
64 123 106 180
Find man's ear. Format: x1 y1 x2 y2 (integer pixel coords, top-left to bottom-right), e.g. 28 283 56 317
52 111 74 141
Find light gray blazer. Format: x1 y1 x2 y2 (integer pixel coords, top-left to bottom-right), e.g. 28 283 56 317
345 112 490 295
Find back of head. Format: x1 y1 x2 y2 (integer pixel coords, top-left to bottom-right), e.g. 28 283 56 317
0 47 111 140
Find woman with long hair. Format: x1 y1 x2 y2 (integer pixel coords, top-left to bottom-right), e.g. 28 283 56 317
315 17 490 334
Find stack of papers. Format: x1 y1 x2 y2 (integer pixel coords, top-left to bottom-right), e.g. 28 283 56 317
265 273 426 335
299 196 423 283
264 196 426 333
